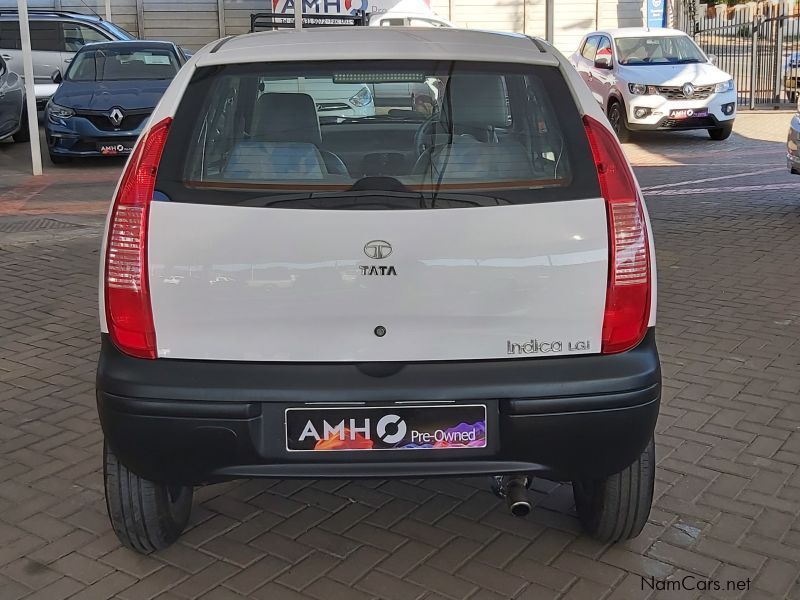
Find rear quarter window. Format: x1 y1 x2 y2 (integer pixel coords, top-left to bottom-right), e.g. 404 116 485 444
156 60 600 209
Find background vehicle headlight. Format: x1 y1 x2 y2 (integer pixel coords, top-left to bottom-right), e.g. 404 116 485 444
628 83 658 95
714 79 734 93
349 87 373 107
47 103 75 122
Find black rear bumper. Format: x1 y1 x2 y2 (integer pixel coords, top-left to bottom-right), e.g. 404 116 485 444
97 330 661 485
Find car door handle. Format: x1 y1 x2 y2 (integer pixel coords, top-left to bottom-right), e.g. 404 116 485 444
64 58 72 64
1 54 11 60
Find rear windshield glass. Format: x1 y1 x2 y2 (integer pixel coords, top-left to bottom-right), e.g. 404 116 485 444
156 60 600 209
67 47 179 81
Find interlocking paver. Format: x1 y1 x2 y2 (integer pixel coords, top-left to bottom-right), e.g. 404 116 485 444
1 113 799 599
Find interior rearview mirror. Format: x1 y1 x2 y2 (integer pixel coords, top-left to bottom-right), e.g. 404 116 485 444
52 70 62 84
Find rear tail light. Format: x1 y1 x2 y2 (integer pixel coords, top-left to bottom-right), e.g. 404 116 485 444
104 117 172 359
583 115 651 354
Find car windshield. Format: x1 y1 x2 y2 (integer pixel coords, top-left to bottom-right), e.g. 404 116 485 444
156 60 600 208
615 36 706 65
67 47 179 81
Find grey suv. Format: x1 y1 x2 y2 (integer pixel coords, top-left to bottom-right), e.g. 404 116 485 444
0 10 134 108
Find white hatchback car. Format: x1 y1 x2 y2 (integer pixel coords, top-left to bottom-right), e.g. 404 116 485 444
97 27 660 552
571 28 737 141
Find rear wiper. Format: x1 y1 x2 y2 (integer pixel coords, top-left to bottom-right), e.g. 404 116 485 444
236 190 508 209
237 190 428 209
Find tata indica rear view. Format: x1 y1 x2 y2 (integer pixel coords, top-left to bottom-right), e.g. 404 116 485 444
96 27 660 553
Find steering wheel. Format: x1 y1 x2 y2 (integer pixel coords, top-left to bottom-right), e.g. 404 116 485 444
413 113 441 156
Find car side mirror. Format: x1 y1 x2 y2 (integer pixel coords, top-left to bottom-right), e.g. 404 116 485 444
51 70 62 84
707 53 718 66
594 55 613 70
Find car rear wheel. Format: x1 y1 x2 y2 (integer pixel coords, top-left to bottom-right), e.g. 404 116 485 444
607 101 631 143
708 123 733 141
572 436 654 542
104 442 193 553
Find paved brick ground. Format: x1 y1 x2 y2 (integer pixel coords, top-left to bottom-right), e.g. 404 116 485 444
0 113 799 600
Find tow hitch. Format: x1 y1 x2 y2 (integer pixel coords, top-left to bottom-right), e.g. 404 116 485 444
491 474 532 517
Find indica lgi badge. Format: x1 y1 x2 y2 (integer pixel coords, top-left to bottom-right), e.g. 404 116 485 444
285 405 487 451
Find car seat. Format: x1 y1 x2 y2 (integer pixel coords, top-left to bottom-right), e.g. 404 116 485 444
412 74 535 181
251 92 349 176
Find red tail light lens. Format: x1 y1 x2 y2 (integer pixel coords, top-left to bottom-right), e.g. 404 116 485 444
104 117 172 359
583 115 651 354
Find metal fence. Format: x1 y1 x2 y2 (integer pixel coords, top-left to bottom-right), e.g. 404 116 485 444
681 1 800 107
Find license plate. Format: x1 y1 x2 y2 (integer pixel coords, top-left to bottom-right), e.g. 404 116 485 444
285 404 487 452
669 108 708 120
97 142 134 155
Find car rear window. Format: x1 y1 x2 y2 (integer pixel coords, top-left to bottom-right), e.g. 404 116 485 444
156 60 600 209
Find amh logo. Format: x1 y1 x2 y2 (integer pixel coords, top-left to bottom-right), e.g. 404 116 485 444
376 414 406 444
298 414 407 444
272 0 368 14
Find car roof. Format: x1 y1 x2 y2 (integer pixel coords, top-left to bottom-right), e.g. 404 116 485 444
197 27 559 67
0 10 104 24
588 27 690 39
77 40 177 51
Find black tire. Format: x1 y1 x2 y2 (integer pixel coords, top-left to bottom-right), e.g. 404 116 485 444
572 436 654 542
607 100 632 143
49 152 71 165
708 123 733 141
104 442 193 553
12 112 30 142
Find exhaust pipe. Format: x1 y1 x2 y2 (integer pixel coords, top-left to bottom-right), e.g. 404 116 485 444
505 476 531 517
491 475 531 517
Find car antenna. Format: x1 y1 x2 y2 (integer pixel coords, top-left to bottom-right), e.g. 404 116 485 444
77 0 103 20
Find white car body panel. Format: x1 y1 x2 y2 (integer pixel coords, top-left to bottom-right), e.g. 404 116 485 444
147 200 609 361
100 28 658 346
614 62 731 87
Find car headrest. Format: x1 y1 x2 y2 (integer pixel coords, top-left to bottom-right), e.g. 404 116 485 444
252 93 322 146
440 75 509 129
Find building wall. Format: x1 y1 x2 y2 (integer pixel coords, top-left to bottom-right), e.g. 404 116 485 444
141 0 220 48
0 0 645 52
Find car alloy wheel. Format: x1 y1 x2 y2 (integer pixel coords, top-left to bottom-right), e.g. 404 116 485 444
607 102 631 143
609 105 621 133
